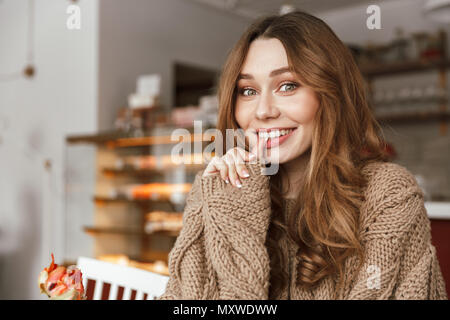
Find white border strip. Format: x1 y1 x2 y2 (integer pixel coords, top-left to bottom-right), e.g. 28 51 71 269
425 202 450 220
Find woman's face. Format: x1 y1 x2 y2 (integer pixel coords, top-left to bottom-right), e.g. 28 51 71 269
235 38 319 164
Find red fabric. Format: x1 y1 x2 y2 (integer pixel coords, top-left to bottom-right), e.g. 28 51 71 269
430 219 450 298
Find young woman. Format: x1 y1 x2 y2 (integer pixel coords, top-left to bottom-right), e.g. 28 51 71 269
159 11 447 300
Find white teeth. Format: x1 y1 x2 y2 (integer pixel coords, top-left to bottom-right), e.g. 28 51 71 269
258 129 293 139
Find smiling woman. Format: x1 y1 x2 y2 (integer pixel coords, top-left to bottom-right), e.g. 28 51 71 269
158 10 447 300
234 38 319 163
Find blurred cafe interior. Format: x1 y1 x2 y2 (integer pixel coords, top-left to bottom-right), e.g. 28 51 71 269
1 0 450 299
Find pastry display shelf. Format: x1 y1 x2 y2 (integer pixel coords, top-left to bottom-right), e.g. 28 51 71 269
102 164 205 177
93 195 175 204
361 57 450 136
66 127 213 148
84 226 179 238
375 110 450 124
360 58 450 78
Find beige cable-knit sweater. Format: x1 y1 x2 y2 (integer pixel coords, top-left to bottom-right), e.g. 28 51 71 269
158 161 447 300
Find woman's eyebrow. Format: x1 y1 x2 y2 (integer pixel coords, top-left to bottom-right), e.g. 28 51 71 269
237 66 292 80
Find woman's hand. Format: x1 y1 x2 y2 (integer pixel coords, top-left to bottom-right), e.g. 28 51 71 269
202 147 257 188
202 138 267 187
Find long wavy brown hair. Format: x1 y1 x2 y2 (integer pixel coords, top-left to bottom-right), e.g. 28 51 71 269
216 11 389 298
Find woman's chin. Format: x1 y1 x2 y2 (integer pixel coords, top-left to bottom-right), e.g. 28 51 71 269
263 148 297 165
260 155 287 167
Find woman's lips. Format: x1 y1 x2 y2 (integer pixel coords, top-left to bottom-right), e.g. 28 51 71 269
266 128 296 148
256 128 297 149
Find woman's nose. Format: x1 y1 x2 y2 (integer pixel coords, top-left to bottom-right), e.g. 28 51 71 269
255 91 280 120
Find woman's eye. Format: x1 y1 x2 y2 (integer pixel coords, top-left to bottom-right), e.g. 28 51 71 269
279 83 298 92
240 88 257 96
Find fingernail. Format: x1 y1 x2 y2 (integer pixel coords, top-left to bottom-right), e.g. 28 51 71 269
236 180 242 188
249 153 256 160
225 178 229 184
242 170 250 178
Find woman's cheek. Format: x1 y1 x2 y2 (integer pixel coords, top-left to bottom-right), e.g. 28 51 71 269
298 91 320 121
234 103 251 129
281 97 319 123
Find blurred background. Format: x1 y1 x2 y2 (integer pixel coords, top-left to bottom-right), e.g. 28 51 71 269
1 0 450 299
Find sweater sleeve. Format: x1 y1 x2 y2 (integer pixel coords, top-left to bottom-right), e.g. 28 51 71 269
157 172 211 300
158 162 272 300
201 162 272 299
346 163 448 300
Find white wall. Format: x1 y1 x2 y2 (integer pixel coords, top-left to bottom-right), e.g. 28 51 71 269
97 0 251 130
0 0 98 299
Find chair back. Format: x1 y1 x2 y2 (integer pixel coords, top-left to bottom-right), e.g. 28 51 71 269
77 257 169 300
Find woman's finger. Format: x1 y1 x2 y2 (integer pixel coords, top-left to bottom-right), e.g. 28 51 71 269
215 157 230 183
233 149 250 179
251 136 268 163
224 153 241 188
203 157 229 183
235 147 256 163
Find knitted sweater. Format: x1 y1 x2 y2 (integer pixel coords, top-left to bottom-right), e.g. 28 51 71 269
158 161 447 300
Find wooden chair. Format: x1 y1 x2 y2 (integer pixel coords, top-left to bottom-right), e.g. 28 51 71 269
77 257 169 300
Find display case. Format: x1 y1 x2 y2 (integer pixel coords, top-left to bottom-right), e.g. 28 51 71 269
64 124 212 275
